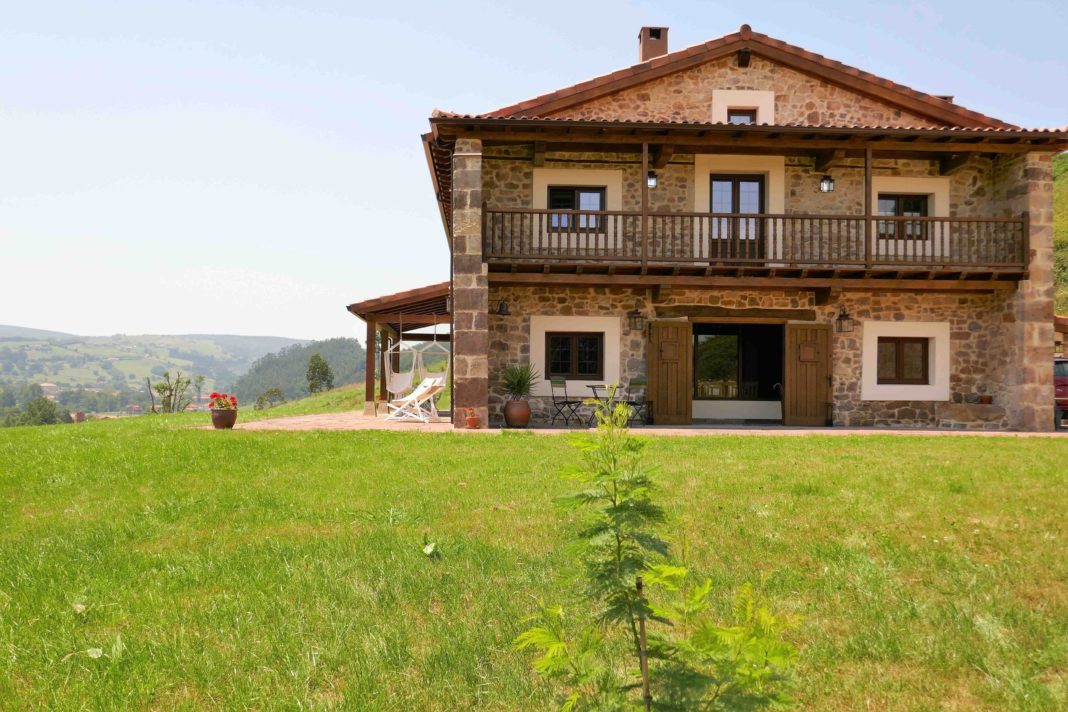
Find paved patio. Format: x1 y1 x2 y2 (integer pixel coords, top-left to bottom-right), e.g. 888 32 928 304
235 411 1066 437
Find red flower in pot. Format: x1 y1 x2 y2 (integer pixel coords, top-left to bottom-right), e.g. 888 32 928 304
208 391 239 429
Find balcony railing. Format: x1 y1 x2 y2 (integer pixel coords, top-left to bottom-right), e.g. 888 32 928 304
483 208 1028 272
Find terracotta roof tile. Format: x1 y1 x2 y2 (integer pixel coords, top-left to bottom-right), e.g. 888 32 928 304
429 111 1068 134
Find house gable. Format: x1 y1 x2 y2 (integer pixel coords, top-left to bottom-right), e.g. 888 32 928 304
489 25 1014 129
542 53 944 128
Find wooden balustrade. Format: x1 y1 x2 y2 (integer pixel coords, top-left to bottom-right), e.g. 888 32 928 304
482 208 1027 271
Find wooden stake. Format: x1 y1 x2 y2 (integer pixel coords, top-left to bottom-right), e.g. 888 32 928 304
637 576 652 711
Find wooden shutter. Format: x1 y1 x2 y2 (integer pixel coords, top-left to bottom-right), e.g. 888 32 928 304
648 321 692 425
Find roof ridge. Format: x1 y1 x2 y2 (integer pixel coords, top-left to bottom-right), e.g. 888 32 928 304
479 24 1016 130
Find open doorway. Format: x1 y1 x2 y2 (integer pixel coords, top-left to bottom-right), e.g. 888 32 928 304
692 323 783 423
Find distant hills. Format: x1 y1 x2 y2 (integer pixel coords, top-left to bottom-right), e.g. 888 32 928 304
232 337 367 401
0 326 308 393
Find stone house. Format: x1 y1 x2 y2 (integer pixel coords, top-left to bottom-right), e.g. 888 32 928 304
367 25 1068 430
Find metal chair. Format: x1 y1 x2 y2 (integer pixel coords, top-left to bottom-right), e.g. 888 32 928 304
549 377 583 426
619 377 650 426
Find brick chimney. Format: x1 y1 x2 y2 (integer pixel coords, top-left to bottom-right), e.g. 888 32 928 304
638 27 669 62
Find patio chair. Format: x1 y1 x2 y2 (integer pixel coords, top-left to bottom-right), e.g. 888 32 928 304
619 377 650 426
548 377 583 426
385 376 446 423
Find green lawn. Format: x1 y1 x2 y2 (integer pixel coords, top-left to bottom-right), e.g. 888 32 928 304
1 418 1066 710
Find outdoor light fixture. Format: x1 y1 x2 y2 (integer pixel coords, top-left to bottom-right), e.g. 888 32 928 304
495 300 510 316
647 170 658 189
835 308 854 333
627 308 645 332
819 174 836 193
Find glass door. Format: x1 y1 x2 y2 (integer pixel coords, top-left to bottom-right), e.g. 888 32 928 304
709 175 765 261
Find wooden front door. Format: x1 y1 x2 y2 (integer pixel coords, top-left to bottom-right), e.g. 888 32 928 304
648 321 692 425
784 323 832 426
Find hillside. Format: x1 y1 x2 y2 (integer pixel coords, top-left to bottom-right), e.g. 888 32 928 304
233 337 367 401
1055 153 1068 314
0 328 306 393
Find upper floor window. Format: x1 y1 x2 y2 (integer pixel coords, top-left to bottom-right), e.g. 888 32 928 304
548 186 605 232
727 108 757 125
877 193 929 240
877 336 930 385
546 332 604 380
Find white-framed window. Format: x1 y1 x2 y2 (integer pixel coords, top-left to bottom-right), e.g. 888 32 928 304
861 321 950 401
529 315 620 397
711 90 774 125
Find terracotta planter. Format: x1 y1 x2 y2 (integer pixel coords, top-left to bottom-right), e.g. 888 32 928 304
464 414 480 429
211 409 238 429
503 400 531 428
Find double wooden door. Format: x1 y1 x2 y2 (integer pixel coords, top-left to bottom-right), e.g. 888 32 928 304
648 321 832 427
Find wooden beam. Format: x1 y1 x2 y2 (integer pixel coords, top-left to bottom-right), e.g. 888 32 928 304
641 142 649 268
814 149 844 173
378 326 387 403
488 272 1018 292
364 319 376 411
360 313 449 324
864 146 872 270
939 153 971 176
651 144 674 169
656 305 815 321
463 128 1040 154
532 141 546 167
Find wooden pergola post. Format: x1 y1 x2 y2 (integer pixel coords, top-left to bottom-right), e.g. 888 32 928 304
363 318 377 415
378 327 388 403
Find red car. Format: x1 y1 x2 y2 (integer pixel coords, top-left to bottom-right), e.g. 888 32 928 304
1056 358 1068 427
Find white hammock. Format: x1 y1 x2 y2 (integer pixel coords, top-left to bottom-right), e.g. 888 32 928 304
382 318 450 401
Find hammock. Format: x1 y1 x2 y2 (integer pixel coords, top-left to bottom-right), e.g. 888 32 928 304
382 316 450 400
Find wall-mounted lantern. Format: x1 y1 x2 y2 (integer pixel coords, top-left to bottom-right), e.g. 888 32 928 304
819 174 836 193
834 308 854 333
627 308 645 332
647 170 659 189
494 300 510 316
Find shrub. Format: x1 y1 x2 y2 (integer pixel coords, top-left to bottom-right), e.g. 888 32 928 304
515 400 798 710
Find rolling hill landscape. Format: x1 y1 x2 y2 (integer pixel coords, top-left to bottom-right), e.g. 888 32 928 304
0 326 307 394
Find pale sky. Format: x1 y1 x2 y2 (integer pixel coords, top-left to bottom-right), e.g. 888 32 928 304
2 0 1065 340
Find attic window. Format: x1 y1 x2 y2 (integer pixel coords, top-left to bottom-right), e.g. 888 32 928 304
727 109 757 125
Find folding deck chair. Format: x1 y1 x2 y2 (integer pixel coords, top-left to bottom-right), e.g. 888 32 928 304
385 376 446 423
549 377 583 426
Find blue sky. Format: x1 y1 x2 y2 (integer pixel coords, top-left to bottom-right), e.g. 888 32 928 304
2 0 1064 340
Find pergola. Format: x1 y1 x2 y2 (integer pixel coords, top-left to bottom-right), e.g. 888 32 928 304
346 281 451 414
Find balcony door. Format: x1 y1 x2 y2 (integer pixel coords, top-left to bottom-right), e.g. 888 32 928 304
709 175 765 261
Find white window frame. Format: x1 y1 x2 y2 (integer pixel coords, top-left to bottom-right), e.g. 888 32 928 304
861 321 950 401
529 315 620 397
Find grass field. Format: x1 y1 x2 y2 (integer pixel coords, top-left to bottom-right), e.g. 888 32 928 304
1 416 1066 710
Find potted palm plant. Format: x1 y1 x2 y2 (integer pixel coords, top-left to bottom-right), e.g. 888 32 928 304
502 363 538 428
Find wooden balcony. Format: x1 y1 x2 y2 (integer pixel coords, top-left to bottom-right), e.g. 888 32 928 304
483 208 1028 286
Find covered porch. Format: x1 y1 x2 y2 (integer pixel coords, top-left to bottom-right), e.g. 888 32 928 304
346 281 451 419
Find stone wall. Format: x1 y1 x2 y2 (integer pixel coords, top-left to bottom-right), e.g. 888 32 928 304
486 285 1021 429
543 54 941 128
484 149 1006 222
487 285 651 424
990 152 1056 430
